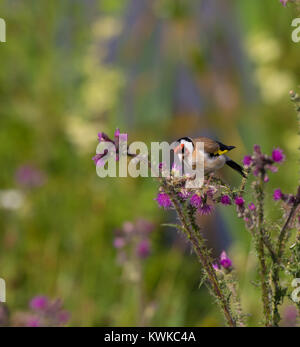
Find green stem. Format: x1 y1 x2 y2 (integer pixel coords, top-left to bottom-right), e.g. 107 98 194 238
163 183 236 327
272 200 299 326
255 177 272 326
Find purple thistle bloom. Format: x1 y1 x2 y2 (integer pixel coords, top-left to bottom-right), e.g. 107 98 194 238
92 153 107 167
30 296 49 311
190 194 202 208
272 148 285 163
114 128 120 138
178 190 191 200
221 195 231 205
155 193 172 209
235 196 245 207
136 239 151 259
136 219 155 233
26 317 41 327
98 132 114 143
15 165 45 188
280 0 289 6
220 251 232 269
198 203 214 216
57 310 70 325
254 144 262 154
243 155 252 167
264 175 269 183
113 237 126 249
273 189 283 201
248 203 256 211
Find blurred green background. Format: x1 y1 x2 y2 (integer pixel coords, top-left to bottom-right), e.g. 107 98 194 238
0 0 299 326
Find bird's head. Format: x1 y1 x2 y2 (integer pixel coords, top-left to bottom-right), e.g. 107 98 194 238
174 137 194 156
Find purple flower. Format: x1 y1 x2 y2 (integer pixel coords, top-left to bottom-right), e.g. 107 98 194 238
92 152 108 167
243 155 252 167
136 239 151 259
178 190 191 200
248 203 256 211
57 310 70 325
190 194 202 208
254 144 262 154
282 306 298 327
26 317 41 327
280 0 289 6
272 148 285 163
113 237 125 249
235 196 245 207
136 219 155 233
273 189 283 201
114 128 120 138
198 203 214 216
30 296 49 311
122 221 135 234
93 129 128 165
221 195 231 205
220 251 232 269
264 175 269 183
155 193 172 209
27 297 69 327
15 165 45 188
266 164 278 173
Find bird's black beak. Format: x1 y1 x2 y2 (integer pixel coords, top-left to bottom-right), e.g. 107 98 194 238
227 146 236 151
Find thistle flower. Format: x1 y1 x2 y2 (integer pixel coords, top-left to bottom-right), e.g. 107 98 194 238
280 0 289 6
15 164 45 188
30 296 49 311
136 239 151 259
28 296 69 327
178 189 191 200
264 175 269 183
26 317 41 327
123 221 135 234
198 203 214 216
221 195 231 205
93 128 128 165
155 192 172 209
220 251 232 269
273 189 283 201
272 148 285 163
254 144 262 154
248 203 256 211
113 237 126 249
190 194 202 208
243 155 252 167
136 219 155 233
235 197 245 207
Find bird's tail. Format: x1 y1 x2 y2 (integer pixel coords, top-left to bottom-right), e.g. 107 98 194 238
225 159 247 178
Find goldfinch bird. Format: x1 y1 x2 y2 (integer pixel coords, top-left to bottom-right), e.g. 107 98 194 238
174 136 246 178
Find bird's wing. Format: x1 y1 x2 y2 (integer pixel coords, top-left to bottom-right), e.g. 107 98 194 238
193 137 219 154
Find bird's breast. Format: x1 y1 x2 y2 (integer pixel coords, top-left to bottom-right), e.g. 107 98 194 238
192 152 226 174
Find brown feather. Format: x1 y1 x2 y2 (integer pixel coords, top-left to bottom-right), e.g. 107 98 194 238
193 137 219 154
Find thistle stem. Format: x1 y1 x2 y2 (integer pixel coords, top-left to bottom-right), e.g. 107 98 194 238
163 183 236 327
255 177 272 326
